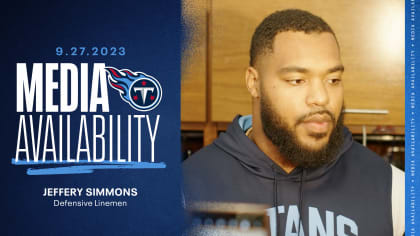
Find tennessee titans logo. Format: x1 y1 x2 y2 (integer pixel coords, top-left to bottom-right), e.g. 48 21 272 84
105 67 163 112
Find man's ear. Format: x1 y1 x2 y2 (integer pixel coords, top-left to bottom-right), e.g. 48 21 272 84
245 66 260 98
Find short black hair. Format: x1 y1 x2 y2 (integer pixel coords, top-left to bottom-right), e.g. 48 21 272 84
250 9 336 66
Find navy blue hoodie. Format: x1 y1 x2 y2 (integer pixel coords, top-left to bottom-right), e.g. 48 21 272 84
183 115 401 236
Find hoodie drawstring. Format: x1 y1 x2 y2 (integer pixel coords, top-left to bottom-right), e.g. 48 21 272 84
274 172 280 235
273 166 280 236
297 169 305 236
272 167 306 236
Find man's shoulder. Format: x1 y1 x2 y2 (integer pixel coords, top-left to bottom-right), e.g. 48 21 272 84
182 143 250 202
341 141 393 182
183 142 242 176
345 141 405 235
184 144 224 169
345 140 391 168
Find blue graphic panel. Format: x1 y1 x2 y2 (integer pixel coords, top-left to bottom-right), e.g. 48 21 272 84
1 0 184 235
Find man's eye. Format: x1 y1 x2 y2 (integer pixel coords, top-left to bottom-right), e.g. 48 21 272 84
328 78 341 85
287 79 305 85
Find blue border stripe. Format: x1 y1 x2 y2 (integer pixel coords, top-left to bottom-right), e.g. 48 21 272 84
406 0 420 234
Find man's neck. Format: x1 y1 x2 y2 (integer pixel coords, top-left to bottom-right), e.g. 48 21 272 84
247 125 296 174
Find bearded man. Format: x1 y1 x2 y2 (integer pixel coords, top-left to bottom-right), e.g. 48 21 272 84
183 9 404 236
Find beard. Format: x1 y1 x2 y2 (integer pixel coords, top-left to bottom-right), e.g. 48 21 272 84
260 94 345 169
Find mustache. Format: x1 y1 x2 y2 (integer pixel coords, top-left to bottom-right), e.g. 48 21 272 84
295 110 337 126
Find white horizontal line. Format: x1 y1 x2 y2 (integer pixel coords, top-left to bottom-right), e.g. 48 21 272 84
343 109 389 114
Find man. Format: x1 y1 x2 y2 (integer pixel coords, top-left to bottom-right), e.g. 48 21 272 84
183 9 404 236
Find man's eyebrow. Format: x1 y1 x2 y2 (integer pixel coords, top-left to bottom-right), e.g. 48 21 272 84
278 66 309 74
327 65 345 73
278 65 345 74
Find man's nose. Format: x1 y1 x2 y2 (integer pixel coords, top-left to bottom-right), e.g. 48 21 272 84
306 79 329 106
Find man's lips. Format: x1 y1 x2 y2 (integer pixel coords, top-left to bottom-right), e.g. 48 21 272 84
301 115 331 133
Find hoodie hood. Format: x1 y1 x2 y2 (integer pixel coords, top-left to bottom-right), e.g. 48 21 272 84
213 115 353 182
